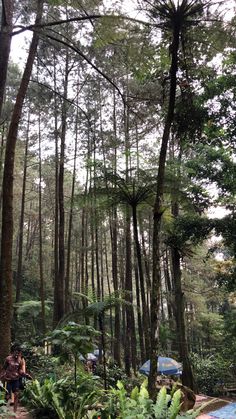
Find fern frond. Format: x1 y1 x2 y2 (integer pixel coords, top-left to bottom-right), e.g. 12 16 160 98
168 389 182 419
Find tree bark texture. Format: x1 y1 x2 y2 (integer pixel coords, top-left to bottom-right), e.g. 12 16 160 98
0 0 44 363
149 23 180 399
0 0 13 120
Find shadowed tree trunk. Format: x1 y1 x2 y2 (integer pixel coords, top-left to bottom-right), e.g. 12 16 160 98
0 0 13 120
124 96 137 375
149 18 180 401
170 142 195 389
53 49 59 327
15 112 30 304
132 203 150 359
134 255 145 363
148 1 204 397
0 0 44 363
65 92 79 312
12 111 30 339
54 49 69 324
38 111 46 334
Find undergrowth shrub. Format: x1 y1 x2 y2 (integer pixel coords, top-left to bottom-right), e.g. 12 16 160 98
191 353 232 395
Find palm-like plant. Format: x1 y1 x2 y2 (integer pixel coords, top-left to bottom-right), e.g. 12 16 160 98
103 170 155 360
72 291 129 389
145 0 208 399
150 0 205 28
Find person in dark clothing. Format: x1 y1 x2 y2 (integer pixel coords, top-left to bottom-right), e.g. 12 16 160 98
0 344 31 412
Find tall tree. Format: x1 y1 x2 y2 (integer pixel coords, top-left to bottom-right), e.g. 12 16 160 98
0 0 13 120
148 0 205 397
0 0 44 362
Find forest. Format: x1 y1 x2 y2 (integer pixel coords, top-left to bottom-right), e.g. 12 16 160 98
0 0 235 417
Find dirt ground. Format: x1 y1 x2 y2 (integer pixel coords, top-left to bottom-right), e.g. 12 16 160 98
7 403 33 419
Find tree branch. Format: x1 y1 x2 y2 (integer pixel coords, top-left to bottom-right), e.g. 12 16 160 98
43 30 125 102
12 14 157 36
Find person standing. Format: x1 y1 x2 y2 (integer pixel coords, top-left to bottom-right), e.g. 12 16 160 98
0 344 26 412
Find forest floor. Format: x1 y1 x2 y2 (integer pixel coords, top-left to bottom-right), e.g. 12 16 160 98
7 402 33 419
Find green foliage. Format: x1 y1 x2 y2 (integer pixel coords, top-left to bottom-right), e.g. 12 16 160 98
95 363 127 388
0 389 16 418
214 215 236 290
73 291 130 317
20 345 60 382
48 322 99 360
186 144 236 197
166 214 212 254
47 322 100 386
94 381 201 418
22 379 59 418
191 353 232 395
15 300 52 316
22 373 102 419
13 300 53 342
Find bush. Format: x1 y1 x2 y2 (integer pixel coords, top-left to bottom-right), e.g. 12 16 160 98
22 370 103 419
93 380 203 419
191 353 233 395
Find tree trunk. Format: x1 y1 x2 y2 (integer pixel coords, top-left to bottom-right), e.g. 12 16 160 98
0 0 13 120
12 111 30 339
134 255 145 363
15 112 30 304
109 207 121 366
110 88 121 366
54 49 69 324
0 0 44 363
149 23 180 399
171 243 195 389
124 96 137 374
132 204 150 358
38 111 46 334
65 94 78 312
53 49 59 326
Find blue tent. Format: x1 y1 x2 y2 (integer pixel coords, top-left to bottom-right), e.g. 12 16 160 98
139 356 182 376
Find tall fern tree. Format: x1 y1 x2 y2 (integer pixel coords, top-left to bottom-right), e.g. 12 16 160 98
147 0 208 397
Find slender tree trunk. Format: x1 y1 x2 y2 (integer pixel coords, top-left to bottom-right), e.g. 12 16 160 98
134 255 145 363
163 250 174 333
12 112 30 339
38 112 46 334
0 0 44 363
54 49 69 323
103 230 113 353
140 222 151 310
109 207 121 366
53 50 59 326
95 222 101 300
124 210 133 375
109 88 121 365
0 0 13 120
65 97 78 312
15 112 30 304
170 137 195 388
149 23 180 399
171 241 195 389
124 96 137 374
132 204 150 358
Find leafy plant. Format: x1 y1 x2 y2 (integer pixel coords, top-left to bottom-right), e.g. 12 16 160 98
191 353 232 395
22 373 102 419
22 378 59 418
47 322 100 385
93 381 203 418
0 386 16 418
